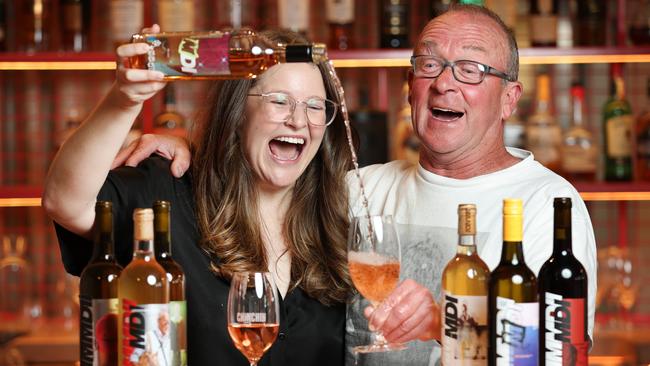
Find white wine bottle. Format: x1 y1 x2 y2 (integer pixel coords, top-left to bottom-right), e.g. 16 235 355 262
441 204 490 365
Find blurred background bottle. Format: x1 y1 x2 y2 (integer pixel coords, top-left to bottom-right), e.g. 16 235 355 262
561 83 597 181
629 0 650 45
636 77 650 181
575 0 607 46
214 0 260 30
350 89 388 167
603 64 633 181
380 0 409 48
109 0 144 48
153 85 187 139
157 0 195 32
392 81 419 164
278 0 309 36
60 0 87 52
485 0 517 31
504 109 526 150
526 73 562 173
529 0 558 47
18 0 55 52
326 0 354 50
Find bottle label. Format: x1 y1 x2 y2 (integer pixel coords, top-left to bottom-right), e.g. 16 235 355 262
147 34 231 77
526 123 561 166
169 300 187 366
441 292 488 364
561 144 597 173
158 0 195 32
543 292 588 366
326 0 354 24
122 300 171 366
495 297 539 365
79 296 119 366
530 15 557 44
278 0 309 31
109 0 144 43
606 115 633 158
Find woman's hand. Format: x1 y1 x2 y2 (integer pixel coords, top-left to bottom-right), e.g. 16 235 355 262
111 24 167 110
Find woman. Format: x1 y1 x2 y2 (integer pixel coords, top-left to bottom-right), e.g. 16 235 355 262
43 26 352 365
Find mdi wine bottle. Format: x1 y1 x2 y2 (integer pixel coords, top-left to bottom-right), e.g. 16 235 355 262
153 201 187 366
489 199 538 366
539 197 588 366
441 204 490 365
129 28 327 80
79 201 123 366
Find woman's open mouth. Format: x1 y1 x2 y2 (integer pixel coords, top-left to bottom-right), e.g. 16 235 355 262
269 136 305 161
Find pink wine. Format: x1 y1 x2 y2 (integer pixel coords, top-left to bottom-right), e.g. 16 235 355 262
227 323 279 362
348 251 400 303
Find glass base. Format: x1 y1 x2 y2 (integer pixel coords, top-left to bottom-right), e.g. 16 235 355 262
352 342 407 354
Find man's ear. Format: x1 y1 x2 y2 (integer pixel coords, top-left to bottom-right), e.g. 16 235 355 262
502 81 523 121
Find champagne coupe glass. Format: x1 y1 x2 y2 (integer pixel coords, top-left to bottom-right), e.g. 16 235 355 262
227 272 280 366
348 215 406 353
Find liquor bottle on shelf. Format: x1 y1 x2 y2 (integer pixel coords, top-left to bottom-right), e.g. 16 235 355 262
129 28 327 80
60 0 86 52
278 0 309 36
441 204 490 365
109 0 144 47
526 73 562 173
603 64 633 182
118 208 170 366
636 77 650 181
629 0 650 45
326 0 354 51
153 85 187 139
157 0 195 32
529 0 558 47
575 0 606 46
380 0 409 48
561 84 597 181
485 0 516 30
214 0 260 29
19 0 55 52
489 199 538 365
153 201 186 366
79 201 123 366
349 89 388 167
0 0 7 51
539 197 588 366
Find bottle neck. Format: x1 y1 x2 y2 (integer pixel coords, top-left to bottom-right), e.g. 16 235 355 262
501 210 525 264
154 231 172 259
133 239 155 259
572 96 584 127
92 232 116 262
553 205 573 254
457 234 478 256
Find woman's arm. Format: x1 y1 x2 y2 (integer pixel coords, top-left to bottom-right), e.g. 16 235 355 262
42 25 166 239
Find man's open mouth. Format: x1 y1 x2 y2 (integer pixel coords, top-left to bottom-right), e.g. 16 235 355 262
269 136 305 161
431 107 464 121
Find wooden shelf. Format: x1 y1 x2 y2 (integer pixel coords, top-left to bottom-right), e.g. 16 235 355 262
1 47 650 71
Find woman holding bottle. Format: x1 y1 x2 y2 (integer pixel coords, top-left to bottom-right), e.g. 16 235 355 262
42 25 352 365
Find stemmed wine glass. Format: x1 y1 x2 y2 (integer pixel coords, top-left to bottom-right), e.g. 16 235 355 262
227 272 280 366
347 214 406 353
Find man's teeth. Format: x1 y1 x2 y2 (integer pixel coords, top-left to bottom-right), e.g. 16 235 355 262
274 136 305 145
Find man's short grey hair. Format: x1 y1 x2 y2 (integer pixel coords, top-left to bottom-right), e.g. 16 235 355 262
444 4 519 82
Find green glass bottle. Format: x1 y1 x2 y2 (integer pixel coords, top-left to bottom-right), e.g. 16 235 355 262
603 64 634 181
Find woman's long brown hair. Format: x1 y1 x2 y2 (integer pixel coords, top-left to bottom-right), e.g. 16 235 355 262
191 30 352 305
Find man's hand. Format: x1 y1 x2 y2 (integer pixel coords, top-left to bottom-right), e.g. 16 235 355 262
112 133 192 178
364 279 441 343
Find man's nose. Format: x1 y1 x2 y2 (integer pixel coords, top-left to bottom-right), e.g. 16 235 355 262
431 65 458 92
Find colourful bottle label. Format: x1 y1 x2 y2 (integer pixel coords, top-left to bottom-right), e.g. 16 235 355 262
169 300 187 366
441 292 488 365
147 34 231 77
495 297 539 366
79 296 119 366
122 300 171 366
543 292 588 366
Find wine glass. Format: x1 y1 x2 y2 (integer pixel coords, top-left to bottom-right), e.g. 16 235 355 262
347 214 406 353
227 272 280 366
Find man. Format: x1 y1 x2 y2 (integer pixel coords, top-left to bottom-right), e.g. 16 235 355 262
117 5 596 366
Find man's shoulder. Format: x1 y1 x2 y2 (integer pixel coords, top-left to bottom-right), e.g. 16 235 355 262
350 160 416 180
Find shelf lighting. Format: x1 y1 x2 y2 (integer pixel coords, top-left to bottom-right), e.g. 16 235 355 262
0 198 42 207
0 61 117 71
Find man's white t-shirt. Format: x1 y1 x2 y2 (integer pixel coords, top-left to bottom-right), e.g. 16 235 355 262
345 148 597 366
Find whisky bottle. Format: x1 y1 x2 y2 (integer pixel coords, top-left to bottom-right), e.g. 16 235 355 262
561 84 597 181
489 199 538 366
128 28 327 80
636 77 650 181
380 0 409 48
119 208 170 366
79 201 123 366
153 201 187 366
603 64 633 181
153 85 187 139
326 0 354 50
60 0 86 52
539 197 588 366
157 0 195 32
109 0 144 47
278 0 309 35
526 73 562 172
529 0 558 47
441 204 490 365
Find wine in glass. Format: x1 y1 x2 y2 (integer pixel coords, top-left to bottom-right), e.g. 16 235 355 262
347 214 406 353
227 272 280 366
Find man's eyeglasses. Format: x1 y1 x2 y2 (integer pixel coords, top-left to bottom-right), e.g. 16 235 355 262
247 92 338 127
410 55 515 85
